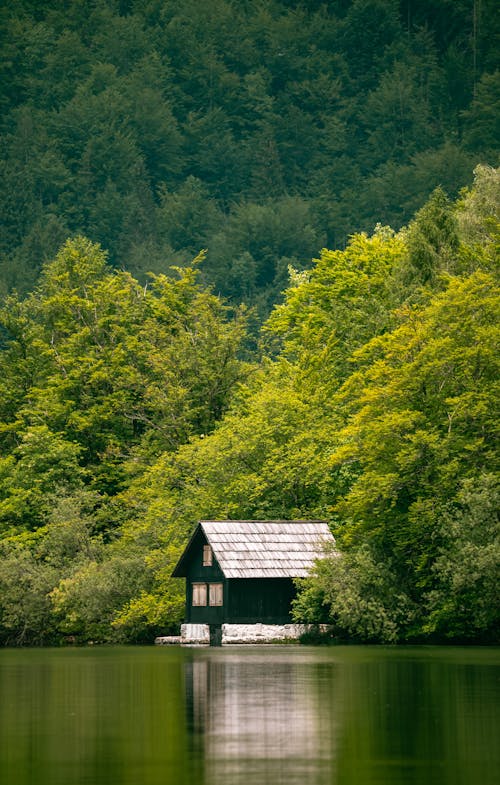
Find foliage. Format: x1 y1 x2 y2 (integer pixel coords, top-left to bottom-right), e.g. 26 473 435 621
405 187 460 283
0 153 498 644
292 544 416 644
265 228 405 382
0 0 498 306
0 490 103 645
424 474 500 641
0 236 248 644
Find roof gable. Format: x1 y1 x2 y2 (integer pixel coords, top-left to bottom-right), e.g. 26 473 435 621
172 520 335 579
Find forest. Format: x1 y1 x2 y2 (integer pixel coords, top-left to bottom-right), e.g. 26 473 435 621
1 0 499 311
0 0 498 645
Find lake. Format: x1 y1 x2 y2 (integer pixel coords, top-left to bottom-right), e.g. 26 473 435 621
0 645 498 785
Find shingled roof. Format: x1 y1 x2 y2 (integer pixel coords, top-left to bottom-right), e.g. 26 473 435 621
174 520 335 578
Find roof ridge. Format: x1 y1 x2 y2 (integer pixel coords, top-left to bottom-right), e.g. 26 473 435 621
200 519 328 523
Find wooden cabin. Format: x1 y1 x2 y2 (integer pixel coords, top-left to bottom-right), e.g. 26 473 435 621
172 520 334 626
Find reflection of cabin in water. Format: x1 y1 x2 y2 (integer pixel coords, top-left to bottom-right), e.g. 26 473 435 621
185 651 336 783
172 520 333 627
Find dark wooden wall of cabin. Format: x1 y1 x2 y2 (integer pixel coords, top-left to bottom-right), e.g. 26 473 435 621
184 528 226 624
226 578 296 624
181 527 297 625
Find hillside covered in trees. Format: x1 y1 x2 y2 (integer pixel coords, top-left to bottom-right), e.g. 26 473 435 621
1 0 499 313
0 164 498 645
0 0 498 645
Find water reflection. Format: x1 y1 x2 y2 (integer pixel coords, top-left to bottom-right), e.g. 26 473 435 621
184 646 500 785
185 650 338 784
0 647 192 785
0 646 499 785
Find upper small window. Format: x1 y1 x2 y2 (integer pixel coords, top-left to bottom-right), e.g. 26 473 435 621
203 544 213 566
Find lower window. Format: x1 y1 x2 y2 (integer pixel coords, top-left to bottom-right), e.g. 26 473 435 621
192 583 207 606
209 582 223 606
192 582 223 607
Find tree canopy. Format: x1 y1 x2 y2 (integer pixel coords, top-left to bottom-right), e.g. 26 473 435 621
0 166 497 645
0 0 498 646
0 0 498 312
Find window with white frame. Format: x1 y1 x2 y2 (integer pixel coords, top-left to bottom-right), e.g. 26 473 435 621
192 583 207 606
209 583 223 606
203 544 213 566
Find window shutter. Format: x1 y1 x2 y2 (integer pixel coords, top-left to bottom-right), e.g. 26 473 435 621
203 544 213 566
192 583 207 606
209 583 223 606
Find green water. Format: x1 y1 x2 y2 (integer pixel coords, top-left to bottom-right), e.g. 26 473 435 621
0 645 498 785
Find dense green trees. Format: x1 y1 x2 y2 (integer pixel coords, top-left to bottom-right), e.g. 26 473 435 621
0 0 498 646
0 0 498 305
317 271 499 639
0 167 498 645
288 168 499 642
0 237 249 643
113 165 497 645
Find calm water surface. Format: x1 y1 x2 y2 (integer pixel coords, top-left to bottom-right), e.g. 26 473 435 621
0 645 498 785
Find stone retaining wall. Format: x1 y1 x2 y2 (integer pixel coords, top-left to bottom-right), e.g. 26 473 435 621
155 623 330 645
221 622 310 643
156 622 314 645
181 623 211 645
154 635 182 645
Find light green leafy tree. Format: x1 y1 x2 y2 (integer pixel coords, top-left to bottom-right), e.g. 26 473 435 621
0 236 249 642
313 272 500 638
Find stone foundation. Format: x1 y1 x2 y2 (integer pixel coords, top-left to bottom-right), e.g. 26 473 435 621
154 635 182 645
155 622 328 646
180 623 211 645
164 622 312 645
221 623 309 644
